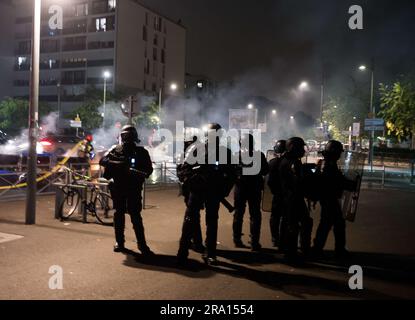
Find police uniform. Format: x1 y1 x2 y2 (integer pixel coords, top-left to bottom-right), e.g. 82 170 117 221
233 143 269 250
99 125 154 254
177 124 237 265
313 140 357 257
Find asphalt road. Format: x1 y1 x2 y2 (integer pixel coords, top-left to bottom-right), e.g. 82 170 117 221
0 186 414 300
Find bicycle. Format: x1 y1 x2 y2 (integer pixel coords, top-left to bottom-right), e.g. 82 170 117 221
59 166 115 226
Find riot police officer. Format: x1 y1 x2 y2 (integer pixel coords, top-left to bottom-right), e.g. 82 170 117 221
312 140 357 258
278 137 314 259
99 125 154 255
177 135 205 253
268 140 286 249
177 123 237 265
233 133 269 251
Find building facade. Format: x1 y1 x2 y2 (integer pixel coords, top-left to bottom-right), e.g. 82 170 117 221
11 0 186 124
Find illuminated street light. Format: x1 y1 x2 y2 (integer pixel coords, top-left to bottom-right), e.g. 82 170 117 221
102 70 111 127
290 115 295 120
359 65 367 71
272 109 277 115
247 103 254 110
299 81 309 91
170 83 178 91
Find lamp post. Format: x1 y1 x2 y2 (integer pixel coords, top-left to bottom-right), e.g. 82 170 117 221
359 62 375 170
158 82 178 128
102 70 111 127
26 0 41 225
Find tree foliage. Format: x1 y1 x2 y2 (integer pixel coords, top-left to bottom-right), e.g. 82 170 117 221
379 78 415 148
0 98 53 136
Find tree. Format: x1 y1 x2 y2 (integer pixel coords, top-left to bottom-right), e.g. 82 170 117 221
0 98 53 136
323 95 368 141
133 99 161 129
379 78 415 149
70 86 124 131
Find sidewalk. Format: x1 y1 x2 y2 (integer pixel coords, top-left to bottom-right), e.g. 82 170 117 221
0 187 414 300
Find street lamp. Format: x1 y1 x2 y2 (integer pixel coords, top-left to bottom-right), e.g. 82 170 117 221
26 0 41 225
102 70 111 127
299 81 309 91
159 82 178 127
247 103 254 110
272 109 277 115
359 62 375 169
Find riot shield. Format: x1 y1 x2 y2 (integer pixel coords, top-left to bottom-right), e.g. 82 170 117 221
338 151 366 222
262 150 276 212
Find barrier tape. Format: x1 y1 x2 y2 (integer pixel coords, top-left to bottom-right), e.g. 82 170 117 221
0 141 84 190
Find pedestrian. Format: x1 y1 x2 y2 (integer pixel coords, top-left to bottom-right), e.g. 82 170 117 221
177 123 237 265
267 140 287 250
99 125 154 255
232 133 269 251
312 140 357 258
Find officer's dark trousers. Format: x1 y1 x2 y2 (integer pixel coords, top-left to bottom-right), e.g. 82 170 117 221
111 187 148 249
314 200 346 252
285 199 313 256
184 192 203 247
178 192 220 259
270 195 286 248
233 184 262 246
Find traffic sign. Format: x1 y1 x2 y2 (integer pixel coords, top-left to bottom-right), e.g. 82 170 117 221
70 120 82 128
352 123 360 137
365 118 384 126
365 126 384 131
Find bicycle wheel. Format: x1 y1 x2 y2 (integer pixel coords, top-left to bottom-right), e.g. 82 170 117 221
60 189 81 219
94 192 115 226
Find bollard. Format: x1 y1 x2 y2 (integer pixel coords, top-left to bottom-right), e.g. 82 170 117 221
80 186 88 223
55 187 64 220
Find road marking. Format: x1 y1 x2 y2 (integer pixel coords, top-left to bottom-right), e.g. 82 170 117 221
0 232 24 244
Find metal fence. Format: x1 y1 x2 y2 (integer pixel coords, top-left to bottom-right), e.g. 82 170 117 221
0 159 179 202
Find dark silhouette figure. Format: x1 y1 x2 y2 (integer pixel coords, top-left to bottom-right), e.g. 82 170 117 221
268 140 287 250
278 137 315 259
232 133 269 251
313 140 357 258
99 125 154 255
177 123 237 265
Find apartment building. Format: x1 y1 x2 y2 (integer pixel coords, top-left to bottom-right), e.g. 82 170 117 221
11 0 186 121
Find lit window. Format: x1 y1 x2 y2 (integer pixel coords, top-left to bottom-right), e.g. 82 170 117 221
108 0 116 11
96 18 107 31
17 56 27 68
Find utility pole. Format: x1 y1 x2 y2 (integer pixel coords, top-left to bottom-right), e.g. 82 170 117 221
26 0 41 225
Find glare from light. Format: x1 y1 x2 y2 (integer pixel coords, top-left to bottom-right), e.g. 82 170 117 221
272 109 277 115
290 116 295 120
299 81 309 90
247 104 254 109
103 70 111 79
359 65 367 71
170 83 178 91
334 105 337 109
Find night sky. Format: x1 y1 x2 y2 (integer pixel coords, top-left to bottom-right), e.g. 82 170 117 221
140 0 415 108
1 0 414 115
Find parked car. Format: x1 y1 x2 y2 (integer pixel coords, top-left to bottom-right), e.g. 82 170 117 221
39 134 82 156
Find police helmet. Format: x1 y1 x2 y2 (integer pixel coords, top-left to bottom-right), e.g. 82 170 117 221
286 137 306 158
206 123 222 131
274 140 286 154
120 125 139 144
323 140 344 159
